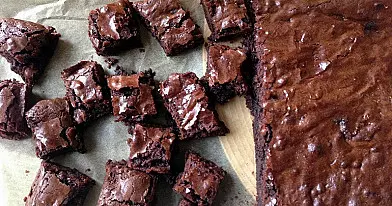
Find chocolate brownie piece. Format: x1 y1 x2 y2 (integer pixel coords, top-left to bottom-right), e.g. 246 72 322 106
97 160 156 206
173 152 225 205
25 161 94 206
0 18 60 87
249 3 392 204
0 79 30 140
88 0 141 56
127 124 176 174
201 0 250 41
133 0 203 56
178 198 195 206
107 70 157 124
25 98 84 159
61 61 112 125
202 44 247 104
160 72 228 140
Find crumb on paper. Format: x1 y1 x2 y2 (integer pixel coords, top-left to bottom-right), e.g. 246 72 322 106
139 48 145 53
25 170 29 173
86 168 91 172
105 57 119 69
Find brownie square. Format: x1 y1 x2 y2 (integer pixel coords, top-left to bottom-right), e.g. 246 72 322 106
160 72 228 140
0 18 60 87
61 61 112 125
173 152 226 205
25 161 94 206
0 79 30 140
203 44 247 104
107 70 157 124
200 0 251 41
25 98 84 159
178 198 195 206
97 160 156 206
133 0 203 56
88 0 141 56
127 124 176 174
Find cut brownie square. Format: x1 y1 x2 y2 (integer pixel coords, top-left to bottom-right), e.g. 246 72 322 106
200 0 251 41
0 18 60 87
24 161 94 206
25 98 84 159
160 72 228 140
61 61 112 125
97 160 156 206
173 152 226 205
88 0 141 55
178 198 195 206
107 70 157 124
133 0 203 56
127 124 176 174
0 79 30 140
202 43 247 104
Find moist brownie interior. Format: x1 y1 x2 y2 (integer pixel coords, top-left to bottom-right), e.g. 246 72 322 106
248 0 392 205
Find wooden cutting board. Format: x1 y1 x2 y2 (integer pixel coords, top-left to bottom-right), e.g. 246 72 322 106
201 26 257 198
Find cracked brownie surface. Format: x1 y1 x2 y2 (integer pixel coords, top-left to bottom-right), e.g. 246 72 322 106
0 18 60 87
24 161 94 206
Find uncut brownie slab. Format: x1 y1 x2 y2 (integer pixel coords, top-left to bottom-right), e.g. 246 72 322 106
133 0 203 56
25 98 84 159
0 18 60 87
107 70 157 124
201 0 250 41
0 79 30 140
97 160 156 206
127 124 176 174
249 4 392 206
61 61 112 125
173 152 225 205
25 161 94 206
160 72 228 140
202 43 247 104
88 0 141 56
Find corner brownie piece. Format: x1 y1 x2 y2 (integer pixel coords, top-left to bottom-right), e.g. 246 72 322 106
61 61 112 125
203 44 247 104
25 98 84 159
25 161 94 206
178 198 195 206
0 18 60 87
160 72 228 140
107 70 157 124
201 0 250 41
97 160 156 206
173 152 225 205
88 0 141 55
127 124 176 174
133 0 203 56
0 79 30 140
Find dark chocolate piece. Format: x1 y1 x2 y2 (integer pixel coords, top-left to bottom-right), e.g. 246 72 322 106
200 0 251 41
97 160 156 206
61 61 112 125
133 0 203 56
0 79 30 140
107 70 157 124
160 72 228 140
25 98 83 159
127 124 176 174
203 43 247 103
173 152 225 205
88 0 141 55
0 18 60 87
24 161 94 206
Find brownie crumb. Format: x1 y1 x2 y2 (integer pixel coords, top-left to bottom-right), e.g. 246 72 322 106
25 170 30 173
104 58 119 69
85 168 91 172
139 48 145 53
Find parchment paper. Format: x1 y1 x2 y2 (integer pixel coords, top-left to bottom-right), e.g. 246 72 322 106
0 0 256 205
